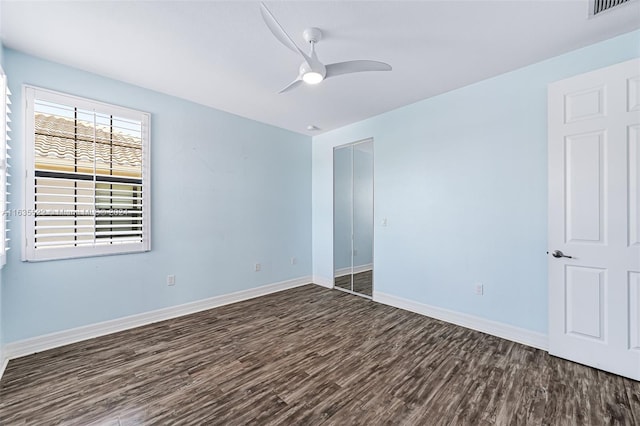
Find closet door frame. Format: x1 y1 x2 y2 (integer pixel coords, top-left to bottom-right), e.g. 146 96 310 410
332 137 374 299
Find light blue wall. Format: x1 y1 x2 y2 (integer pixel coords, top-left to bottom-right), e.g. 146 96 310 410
2 48 312 344
312 30 640 334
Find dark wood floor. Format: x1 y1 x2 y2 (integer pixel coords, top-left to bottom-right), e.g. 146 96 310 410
1 284 639 425
334 270 373 297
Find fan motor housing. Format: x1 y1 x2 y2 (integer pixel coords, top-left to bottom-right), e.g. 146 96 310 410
303 27 322 44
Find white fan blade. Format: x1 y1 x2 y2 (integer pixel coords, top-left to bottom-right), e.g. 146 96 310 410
325 60 392 79
260 2 311 64
279 77 303 94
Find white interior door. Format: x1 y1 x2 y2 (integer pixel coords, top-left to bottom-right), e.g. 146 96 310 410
548 58 640 380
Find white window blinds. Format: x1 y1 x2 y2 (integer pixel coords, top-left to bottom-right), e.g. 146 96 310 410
23 87 150 261
0 70 11 266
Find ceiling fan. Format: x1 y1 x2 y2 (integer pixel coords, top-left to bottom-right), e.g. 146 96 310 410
260 2 392 93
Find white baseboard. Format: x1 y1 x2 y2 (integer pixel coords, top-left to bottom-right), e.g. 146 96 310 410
354 263 373 274
313 275 334 288
0 350 7 381
3 275 313 363
373 291 548 351
334 263 373 277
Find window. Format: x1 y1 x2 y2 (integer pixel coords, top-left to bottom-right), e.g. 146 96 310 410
23 87 150 261
0 69 11 266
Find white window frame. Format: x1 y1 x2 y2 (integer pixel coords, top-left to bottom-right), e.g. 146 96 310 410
23 86 151 262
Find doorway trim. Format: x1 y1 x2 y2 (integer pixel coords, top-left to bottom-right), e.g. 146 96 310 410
332 137 374 300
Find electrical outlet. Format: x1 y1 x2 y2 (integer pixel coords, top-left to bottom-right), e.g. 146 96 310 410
254 263 261 272
474 283 483 296
167 275 176 286
382 217 388 227
290 257 297 265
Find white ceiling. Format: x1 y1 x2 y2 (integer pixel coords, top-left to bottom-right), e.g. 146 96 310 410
2 1 639 135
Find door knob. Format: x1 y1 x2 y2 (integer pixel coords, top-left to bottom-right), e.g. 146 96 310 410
550 250 572 259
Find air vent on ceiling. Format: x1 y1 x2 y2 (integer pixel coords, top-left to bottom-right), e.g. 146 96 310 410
590 0 633 16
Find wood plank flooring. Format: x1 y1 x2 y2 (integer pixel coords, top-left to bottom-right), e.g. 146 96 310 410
1 284 639 425
334 270 373 297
